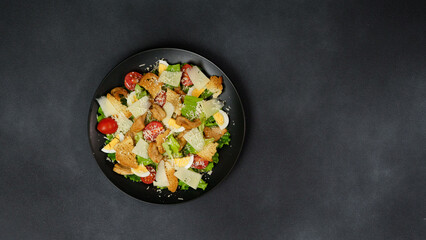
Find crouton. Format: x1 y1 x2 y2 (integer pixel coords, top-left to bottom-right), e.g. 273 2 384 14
204 127 227 141
205 76 223 98
113 136 138 168
138 73 163 97
196 142 218 162
113 163 133 175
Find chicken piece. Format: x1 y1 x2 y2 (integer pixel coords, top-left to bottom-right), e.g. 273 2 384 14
196 142 218 162
150 104 166 121
165 162 178 193
203 127 228 142
130 113 147 133
174 87 186 96
177 130 188 151
166 89 181 115
148 142 163 163
156 129 171 154
113 136 138 168
111 87 128 100
113 164 133 175
176 116 201 130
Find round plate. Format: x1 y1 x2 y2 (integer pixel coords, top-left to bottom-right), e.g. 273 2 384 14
88 48 245 204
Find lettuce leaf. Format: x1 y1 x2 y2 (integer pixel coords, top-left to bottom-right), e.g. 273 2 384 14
181 96 202 120
97 107 105 122
166 64 181 72
136 155 156 166
217 132 231 149
107 153 116 162
135 84 148 99
125 174 141 182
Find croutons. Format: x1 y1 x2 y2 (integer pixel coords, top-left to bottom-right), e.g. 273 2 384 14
205 76 223 98
113 136 138 168
138 73 163 97
113 164 133 175
204 127 227 141
196 142 218 162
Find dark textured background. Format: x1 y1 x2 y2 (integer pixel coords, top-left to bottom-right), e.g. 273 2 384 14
1 0 425 239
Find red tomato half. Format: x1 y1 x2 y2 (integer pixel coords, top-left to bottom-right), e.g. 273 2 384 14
97 118 118 134
143 121 165 141
141 166 156 184
181 64 193 87
154 90 167 107
124 72 142 91
191 155 209 169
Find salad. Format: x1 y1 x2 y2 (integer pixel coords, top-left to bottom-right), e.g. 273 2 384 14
96 60 231 192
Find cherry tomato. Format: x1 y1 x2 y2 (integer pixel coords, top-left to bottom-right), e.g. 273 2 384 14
154 90 167 107
191 155 209 169
124 72 142 91
181 64 193 87
141 166 156 184
97 118 118 134
143 121 165 141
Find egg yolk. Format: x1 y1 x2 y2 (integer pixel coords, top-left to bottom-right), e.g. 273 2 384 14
213 112 224 125
104 138 119 150
158 64 168 75
168 118 182 129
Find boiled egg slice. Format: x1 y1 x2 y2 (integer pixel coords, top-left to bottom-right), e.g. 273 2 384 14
158 60 169 76
213 110 229 130
168 118 185 133
101 137 120 153
173 155 194 169
131 164 150 177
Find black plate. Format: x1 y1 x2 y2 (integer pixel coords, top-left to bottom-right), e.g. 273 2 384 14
88 48 245 204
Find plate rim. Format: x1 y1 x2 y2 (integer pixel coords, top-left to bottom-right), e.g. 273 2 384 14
87 48 246 204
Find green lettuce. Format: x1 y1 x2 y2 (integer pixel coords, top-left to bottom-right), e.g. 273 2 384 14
135 84 148 99
166 64 181 72
181 96 202 120
125 174 141 182
97 107 105 122
136 155 156 166
217 132 231 149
